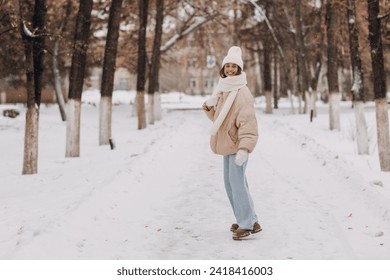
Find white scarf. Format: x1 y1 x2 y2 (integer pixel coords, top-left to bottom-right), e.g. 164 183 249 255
205 72 247 135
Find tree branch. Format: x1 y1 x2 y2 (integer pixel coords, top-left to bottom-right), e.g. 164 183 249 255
160 13 216 53
22 20 54 38
378 11 390 20
0 26 15 36
247 0 285 59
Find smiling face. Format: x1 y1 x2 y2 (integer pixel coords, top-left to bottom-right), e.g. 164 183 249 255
223 63 239 77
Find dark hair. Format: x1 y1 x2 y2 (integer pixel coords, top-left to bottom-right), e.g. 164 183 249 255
219 65 242 78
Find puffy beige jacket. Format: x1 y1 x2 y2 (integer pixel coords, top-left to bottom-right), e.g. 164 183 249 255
203 86 258 155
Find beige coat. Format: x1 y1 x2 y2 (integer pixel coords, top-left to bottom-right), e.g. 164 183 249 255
203 86 258 155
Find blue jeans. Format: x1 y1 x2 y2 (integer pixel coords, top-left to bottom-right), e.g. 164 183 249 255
223 154 258 230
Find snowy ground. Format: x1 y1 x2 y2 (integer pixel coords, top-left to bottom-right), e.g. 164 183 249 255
0 91 390 260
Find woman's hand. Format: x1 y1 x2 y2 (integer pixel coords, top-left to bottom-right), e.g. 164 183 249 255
202 103 211 111
235 149 248 166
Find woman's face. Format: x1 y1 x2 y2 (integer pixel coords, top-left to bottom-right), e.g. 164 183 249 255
224 63 239 76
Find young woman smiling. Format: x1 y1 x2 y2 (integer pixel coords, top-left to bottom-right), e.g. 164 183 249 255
202 46 261 240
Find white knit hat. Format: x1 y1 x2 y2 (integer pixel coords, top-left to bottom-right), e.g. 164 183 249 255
222 46 243 70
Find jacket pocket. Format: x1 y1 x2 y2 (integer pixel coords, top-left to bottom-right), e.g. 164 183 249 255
228 126 238 144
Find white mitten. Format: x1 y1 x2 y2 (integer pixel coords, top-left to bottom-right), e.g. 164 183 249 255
235 149 248 166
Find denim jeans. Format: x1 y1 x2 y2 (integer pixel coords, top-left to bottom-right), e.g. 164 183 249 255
223 154 258 230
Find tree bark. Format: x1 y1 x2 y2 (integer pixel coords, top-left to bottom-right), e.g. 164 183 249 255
273 50 279 109
264 40 272 114
21 32 38 175
148 0 164 125
295 0 310 113
52 0 72 122
136 0 149 130
99 0 123 145
326 0 341 130
20 0 46 175
53 40 67 121
296 53 303 114
347 0 368 155
65 0 93 157
367 0 390 171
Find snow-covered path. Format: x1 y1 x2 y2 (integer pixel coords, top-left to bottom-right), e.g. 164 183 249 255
252 114 389 259
1 105 389 259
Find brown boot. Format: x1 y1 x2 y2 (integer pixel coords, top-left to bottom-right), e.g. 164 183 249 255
230 223 239 232
251 222 262 234
231 222 261 233
232 222 262 240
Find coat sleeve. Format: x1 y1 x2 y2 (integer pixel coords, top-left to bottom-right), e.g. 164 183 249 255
235 92 258 153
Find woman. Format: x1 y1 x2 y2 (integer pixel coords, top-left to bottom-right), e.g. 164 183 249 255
202 46 261 240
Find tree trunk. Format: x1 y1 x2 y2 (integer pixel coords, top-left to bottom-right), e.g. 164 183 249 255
20 0 46 175
353 101 369 154
252 50 261 96
23 105 39 175
264 42 272 114
65 0 93 157
347 0 368 155
310 52 322 119
295 0 310 114
147 93 155 125
99 0 123 145
367 0 390 171
256 44 264 96
148 0 164 125
310 6 324 112
273 50 279 109
326 0 341 130
32 0 45 109
136 0 149 130
295 54 303 114
155 93 162 121
52 0 72 122
53 40 67 121
263 1 272 114
21 35 38 175
288 89 295 114
136 91 146 129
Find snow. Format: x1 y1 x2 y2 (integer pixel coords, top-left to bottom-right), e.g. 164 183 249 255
1 91 390 261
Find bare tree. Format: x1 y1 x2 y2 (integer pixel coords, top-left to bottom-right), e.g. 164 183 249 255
247 0 294 110
272 49 279 109
147 0 164 125
347 0 369 155
52 0 72 122
263 39 272 114
367 0 390 171
135 0 149 130
144 1 217 123
295 0 313 116
326 0 341 130
263 1 273 114
99 0 123 145
19 0 46 175
65 0 93 157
